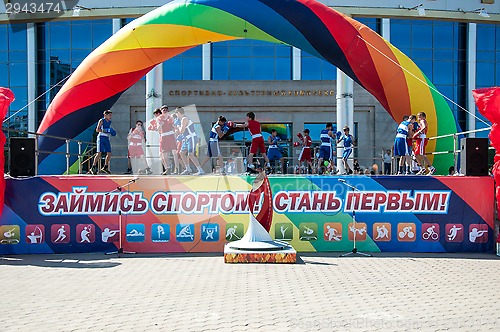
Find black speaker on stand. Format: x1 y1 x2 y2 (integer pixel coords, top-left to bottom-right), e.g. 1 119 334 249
9 137 37 177
460 138 488 176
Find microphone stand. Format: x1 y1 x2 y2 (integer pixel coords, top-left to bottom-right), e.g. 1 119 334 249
338 179 372 257
105 178 138 257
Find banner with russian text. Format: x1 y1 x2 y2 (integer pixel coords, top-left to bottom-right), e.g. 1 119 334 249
0 175 493 254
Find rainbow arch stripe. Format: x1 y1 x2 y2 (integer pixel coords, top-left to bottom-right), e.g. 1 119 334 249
37 0 457 172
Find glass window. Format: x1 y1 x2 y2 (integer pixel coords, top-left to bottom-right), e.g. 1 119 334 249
71 24 92 49
476 21 497 118
36 20 113 115
476 63 495 87
412 49 432 60
2 24 28 136
391 21 411 49
212 57 228 80
0 64 8 86
9 87 27 111
356 17 380 33
0 26 7 48
476 26 497 82
229 57 252 80
304 124 339 142
212 43 228 57
391 19 467 131
226 123 292 142
301 51 337 80
477 51 495 62
8 24 27 51
212 40 291 80
0 51 9 63
433 25 453 49
433 61 453 85
477 25 495 51
163 45 202 80
9 63 27 86
92 21 113 47
182 57 202 80
49 23 71 49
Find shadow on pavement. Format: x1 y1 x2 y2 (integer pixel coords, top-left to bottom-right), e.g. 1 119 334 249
0 253 121 269
299 252 500 260
1 252 498 269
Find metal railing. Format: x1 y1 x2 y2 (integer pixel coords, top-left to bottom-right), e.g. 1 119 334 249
428 127 492 175
2 126 492 176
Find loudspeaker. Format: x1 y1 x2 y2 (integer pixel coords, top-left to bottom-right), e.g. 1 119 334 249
460 138 488 176
9 137 36 177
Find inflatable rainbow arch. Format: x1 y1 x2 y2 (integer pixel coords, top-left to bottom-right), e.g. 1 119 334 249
37 0 457 173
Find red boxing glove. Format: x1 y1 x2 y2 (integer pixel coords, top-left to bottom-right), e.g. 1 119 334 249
297 132 303 139
227 121 235 128
293 142 300 147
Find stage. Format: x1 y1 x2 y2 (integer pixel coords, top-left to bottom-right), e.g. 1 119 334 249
0 174 494 254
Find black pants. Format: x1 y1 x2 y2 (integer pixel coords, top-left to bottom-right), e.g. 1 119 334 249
384 162 391 175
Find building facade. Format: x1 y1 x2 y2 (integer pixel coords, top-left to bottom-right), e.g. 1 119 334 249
1 0 499 172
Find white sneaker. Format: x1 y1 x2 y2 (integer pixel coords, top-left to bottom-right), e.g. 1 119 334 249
181 169 192 175
194 169 205 176
415 169 426 175
427 167 436 175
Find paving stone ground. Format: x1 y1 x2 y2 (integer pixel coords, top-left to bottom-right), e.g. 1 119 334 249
1 252 499 332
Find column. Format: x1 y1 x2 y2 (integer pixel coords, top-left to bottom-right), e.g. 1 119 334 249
381 18 390 42
336 69 354 173
292 47 301 80
467 23 477 137
146 64 163 173
27 23 36 135
112 18 121 34
202 43 211 80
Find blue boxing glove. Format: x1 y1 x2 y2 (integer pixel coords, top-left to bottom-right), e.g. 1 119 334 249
176 134 185 142
110 128 117 136
173 118 181 127
336 131 342 140
222 125 230 134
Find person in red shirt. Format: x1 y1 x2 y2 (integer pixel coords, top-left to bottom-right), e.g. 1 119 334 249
297 129 314 174
235 112 270 171
127 120 152 174
412 112 436 175
157 105 180 174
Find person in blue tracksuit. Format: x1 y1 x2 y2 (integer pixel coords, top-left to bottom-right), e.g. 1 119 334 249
337 126 354 175
89 110 116 174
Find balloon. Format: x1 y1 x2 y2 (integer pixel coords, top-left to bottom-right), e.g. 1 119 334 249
36 0 458 174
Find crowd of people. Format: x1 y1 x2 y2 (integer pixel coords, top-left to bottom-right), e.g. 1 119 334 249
86 107 436 176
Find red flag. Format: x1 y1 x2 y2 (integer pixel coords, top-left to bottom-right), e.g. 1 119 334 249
0 87 15 217
473 87 500 124
473 87 500 219
247 171 273 232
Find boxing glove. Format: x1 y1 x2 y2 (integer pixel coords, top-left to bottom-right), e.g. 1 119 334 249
293 142 300 147
297 132 303 139
110 128 117 136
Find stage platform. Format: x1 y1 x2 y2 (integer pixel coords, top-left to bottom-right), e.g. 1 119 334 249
0 174 495 254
